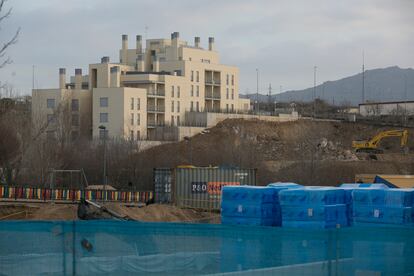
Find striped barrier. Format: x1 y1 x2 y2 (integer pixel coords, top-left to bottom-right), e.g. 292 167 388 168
0 186 153 203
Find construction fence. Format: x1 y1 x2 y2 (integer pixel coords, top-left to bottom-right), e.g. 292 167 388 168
0 186 153 203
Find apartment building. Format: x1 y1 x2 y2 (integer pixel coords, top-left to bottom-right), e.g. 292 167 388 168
32 32 251 140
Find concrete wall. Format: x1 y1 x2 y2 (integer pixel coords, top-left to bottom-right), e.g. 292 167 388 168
359 102 414 116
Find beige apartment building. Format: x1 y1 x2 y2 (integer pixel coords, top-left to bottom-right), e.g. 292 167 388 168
32 32 250 140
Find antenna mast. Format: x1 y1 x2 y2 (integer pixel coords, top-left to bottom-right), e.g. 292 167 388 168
362 50 365 103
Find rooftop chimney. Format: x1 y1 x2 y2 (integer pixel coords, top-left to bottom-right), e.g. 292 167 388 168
121 34 128 64
172 32 180 60
136 55 144 71
153 56 159 72
195 37 200 48
101 56 110 63
75 68 82 90
59 68 66 89
208 37 214 51
136 35 142 54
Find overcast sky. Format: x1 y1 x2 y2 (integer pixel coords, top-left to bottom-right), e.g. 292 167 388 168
0 0 413 96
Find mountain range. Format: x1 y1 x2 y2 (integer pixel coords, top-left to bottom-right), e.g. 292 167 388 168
243 66 414 106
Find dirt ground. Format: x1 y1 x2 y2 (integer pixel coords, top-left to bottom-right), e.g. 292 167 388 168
0 202 219 223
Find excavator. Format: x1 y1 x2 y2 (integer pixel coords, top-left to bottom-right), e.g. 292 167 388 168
352 129 409 154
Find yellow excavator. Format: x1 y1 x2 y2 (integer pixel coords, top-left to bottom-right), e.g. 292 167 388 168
352 129 409 154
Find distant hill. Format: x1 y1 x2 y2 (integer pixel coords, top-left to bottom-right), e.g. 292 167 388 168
244 66 414 106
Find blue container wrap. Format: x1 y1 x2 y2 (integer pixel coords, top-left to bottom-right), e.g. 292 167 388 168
352 206 413 225
279 187 346 205
281 204 347 222
352 188 414 207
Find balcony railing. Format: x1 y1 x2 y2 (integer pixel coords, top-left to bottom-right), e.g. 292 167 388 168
205 94 221 100
147 90 165 97
147 121 166 128
205 80 221 85
147 106 165 112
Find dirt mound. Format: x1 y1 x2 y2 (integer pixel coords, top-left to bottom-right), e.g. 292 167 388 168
105 203 220 223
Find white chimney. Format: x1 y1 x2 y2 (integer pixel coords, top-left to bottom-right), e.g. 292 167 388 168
59 68 66 89
136 35 142 54
208 37 214 51
195 37 200 48
75 68 82 90
121 34 128 64
110 66 120 87
136 56 144 71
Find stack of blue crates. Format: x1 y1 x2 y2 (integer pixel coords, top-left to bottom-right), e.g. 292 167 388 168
221 184 301 226
339 183 389 225
279 187 348 228
352 188 414 226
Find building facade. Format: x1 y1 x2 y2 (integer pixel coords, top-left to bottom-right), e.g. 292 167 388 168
32 32 250 140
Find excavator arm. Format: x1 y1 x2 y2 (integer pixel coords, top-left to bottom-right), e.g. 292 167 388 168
352 129 409 153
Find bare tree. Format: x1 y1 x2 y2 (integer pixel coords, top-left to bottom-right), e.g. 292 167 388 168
0 0 20 70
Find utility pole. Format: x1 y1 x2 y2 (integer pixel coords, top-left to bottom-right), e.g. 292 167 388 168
362 50 365 103
404 74 407 126
256 68 259 113
313 66 317 119
98 125 107 202
268 83 272 112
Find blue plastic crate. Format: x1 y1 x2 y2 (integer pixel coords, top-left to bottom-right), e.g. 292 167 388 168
279 187 346 205
353 206 413 225
352 188 414 207
222 186 280 204
221 201 281 218
281 204 347 222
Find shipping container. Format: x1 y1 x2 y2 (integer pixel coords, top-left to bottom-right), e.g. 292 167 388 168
173 167 257 210
153 168 173 203
153 167 257 209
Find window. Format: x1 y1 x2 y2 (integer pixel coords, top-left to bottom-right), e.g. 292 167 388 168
226 104 229 112
71 99 79 111
171 86 175 97
130 130 134 141
196 71 199 82
196 102 199 112
177 86 180 98
131 113 134 125
47 99 55 109
231 89 234 99
226 88 229 99
137 98 140 110
177 101 180 112
100 97 108 107
231 104 234 112
196 86 199 97
47 114 56 124
191 85 194 97
171 101 174 113
99 129 107 140
136 131 140 140
100 113 108 123
131 98 134 110
191 71 194 81
177 115 180 126
226 74 229 85
171 115 174 126
231 75 234 85
71 114 79 126
137 114 140 126
190 101 194 111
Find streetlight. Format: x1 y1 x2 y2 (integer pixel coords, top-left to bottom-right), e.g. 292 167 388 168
98 125 107 202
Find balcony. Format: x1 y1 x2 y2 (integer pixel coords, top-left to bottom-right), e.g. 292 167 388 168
205 80 221 86
147 121 165 128
205 93 221 100
147 105 165 113
147 90 165 97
